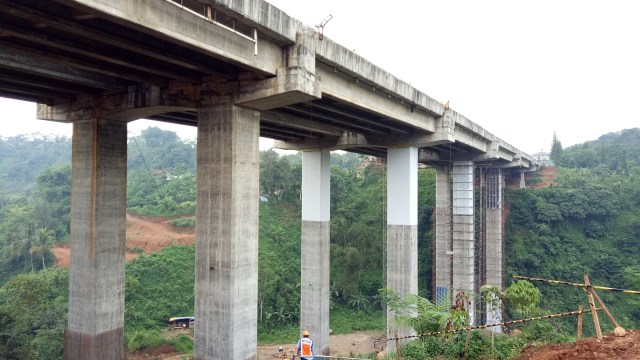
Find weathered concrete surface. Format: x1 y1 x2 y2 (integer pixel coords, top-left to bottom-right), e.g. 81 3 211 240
386 148 418 351
300 221 330 355
69 0 283 73
66 116 127 360
452 161 475 324
386 225 418 351
434 166 452 307
484 169 503 332
239 31 321 110
300 150 331 355
194 91 260 360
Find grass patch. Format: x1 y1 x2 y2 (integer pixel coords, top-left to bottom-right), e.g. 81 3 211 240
330 307 385 334
258 324 299 344
171 217 195 228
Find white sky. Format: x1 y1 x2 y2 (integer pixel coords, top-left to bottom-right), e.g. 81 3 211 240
2 0 639 154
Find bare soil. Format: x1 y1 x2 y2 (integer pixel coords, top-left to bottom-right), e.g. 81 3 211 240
514 329 640 360
258 331 386 360
126 329 385 360
530 166 558 189
505 166 557 190
52 213 195 268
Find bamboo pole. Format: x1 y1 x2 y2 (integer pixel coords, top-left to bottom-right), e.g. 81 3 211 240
585 275 603 340
513 275 640 294
577 305 583 341
388 307 600 341
587 283 626 336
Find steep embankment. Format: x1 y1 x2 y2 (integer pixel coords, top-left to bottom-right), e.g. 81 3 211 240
52 214 195 268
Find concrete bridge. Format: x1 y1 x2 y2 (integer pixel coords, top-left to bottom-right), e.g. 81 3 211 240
0 0 538 358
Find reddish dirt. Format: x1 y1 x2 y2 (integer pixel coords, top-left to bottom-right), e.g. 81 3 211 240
125 330 385 359
530 166 558 189
514 329 640 360
52 213 195 268
505 166 557 190
258 331 386 360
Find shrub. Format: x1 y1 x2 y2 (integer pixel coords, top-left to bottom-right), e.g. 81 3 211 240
125 329 166 352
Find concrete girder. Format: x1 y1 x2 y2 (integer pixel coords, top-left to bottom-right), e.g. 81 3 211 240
316 38 444 117
316 65 437 131
260 111 343 137
273 130 451 152
37 85 200 122
66 0 283 75
0 52 127 91
212 0 305 44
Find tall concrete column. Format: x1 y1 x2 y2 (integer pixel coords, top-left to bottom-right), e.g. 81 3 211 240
66 117 127 360
300 150 331 356
484 169 503 332
386 147 418 351
433 165 452 307
452 161 475 324
194 94 260 360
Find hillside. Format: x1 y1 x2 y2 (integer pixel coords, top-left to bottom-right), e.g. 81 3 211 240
53 213 640 360
51 214 195 268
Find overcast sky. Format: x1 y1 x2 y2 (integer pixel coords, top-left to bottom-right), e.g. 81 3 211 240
2 0 639 154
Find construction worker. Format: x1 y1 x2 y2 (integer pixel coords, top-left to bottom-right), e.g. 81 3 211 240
296 330 314 360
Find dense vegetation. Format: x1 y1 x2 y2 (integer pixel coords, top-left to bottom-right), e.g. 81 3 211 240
1 126 639 359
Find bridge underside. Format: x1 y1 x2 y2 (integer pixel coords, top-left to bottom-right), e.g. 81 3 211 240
1 1 538 359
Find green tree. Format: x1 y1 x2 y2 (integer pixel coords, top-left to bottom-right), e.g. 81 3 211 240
550 132 563 164
0 270 68 359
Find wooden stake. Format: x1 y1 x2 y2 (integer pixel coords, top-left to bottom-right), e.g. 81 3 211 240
577 305 583 341
589 286 621 328
588 283 627 336
584 275 603 340
395 331 402 360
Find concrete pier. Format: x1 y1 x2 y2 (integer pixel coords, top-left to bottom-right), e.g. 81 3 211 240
194 93 260 360
66 116 127 360
300 150 331 355
452 161 475 324
386 147 418 351
3 2 541 356
484 169 503 332
433 166 452 307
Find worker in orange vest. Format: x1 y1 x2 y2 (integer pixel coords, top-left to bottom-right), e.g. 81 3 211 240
296 330 314 360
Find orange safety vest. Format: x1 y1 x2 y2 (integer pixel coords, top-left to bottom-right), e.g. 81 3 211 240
297 337 313 357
